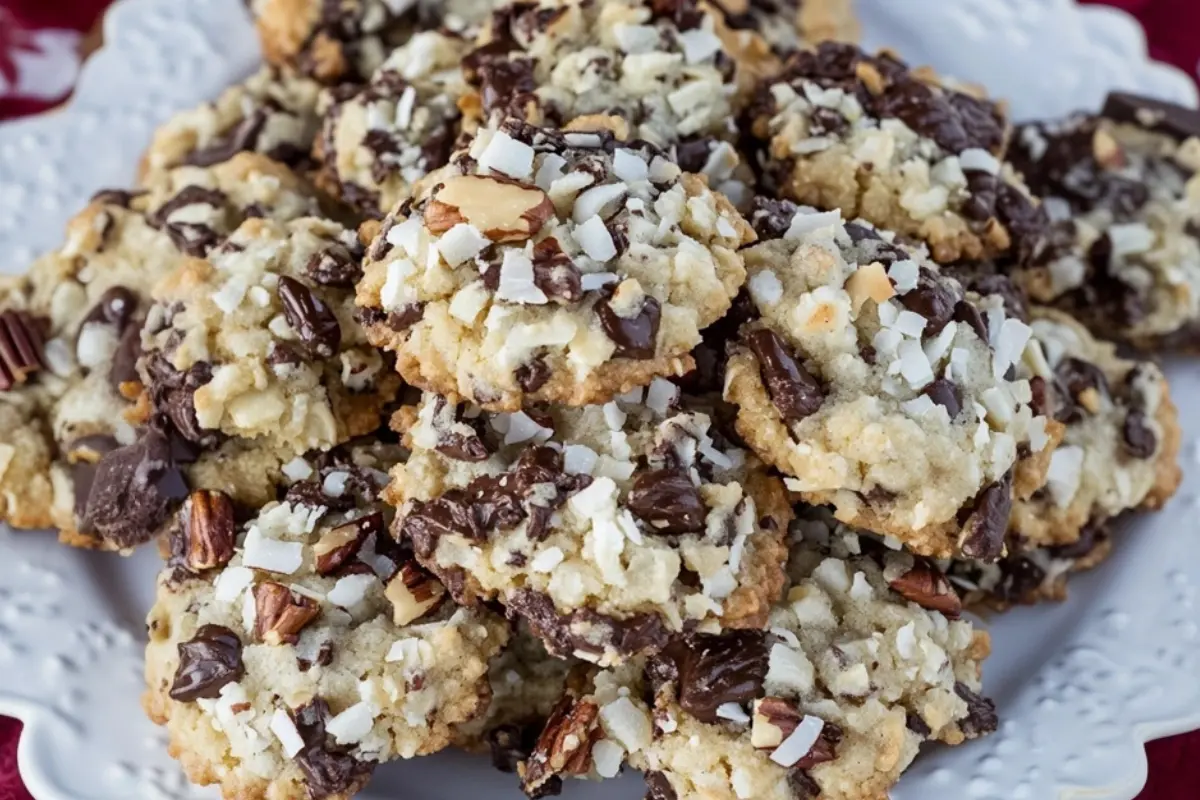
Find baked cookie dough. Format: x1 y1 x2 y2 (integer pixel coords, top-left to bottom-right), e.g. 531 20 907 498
389 388 792 666
356 117 753 410
519 514 994 799
748 42 1046 265
1007 92 1200 349
0 155 323 545
1007 307 1181 547
314 31 470 218
250 0 497 84
145 448 509 800
722 201 1058 562
462 0 743 148
140 67 323 181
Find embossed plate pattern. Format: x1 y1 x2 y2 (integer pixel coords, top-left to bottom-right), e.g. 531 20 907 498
0 0 1197 798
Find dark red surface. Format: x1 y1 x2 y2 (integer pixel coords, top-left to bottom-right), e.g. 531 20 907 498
0 1 1196 798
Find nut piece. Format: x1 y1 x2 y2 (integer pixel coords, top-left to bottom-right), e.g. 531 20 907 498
751 697 802 749
845 262 897 313
887 560 963 619
425 175 556 242
0 309 46 390
1091 127 1125 169
253 582 321 645
521 695 602 795
385 561 446 625
313 521 368 575
182 490 236 571
564 113 630 141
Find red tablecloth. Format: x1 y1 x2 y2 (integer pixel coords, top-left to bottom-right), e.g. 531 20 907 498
0 1 1197 798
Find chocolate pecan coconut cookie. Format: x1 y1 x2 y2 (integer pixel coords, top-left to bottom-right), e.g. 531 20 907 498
356 117 753 410
388 388 792 666
747 42 1047 266
722 202 1061 562
144 444 509 800
0 154 323 544
1007 93 1200 349
314 30 470 218
250 0 498 84
140 66 323 181
462 0 744 148
519 516 993 799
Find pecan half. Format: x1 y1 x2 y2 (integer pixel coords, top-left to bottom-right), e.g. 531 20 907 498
181 489 236 571
0 310 46 390
425 175 555 242
254 582 321 645
521 694 602 796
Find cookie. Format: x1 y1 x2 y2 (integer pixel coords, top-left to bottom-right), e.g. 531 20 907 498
520 514 994 799
0 155 323 545
1007 307 1181 547
747 42 1047 265
140 66 322 181
356 117 754 411
452 624 575 772
68 212 404 552
389 388 792 666
722 201 1059 562
314 31 470 218
144 446 509 800
1007 93 1200 349
462 0 744 149
250 0 497 84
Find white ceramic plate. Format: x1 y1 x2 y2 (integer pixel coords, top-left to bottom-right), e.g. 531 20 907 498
0 0 1197 798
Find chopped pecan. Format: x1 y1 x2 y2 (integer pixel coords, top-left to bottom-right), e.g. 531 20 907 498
385 561 446 626
887 559 962 619
425 175 555 242
313 521 368 575
254 582 321 645
751 697 802 749
521 694 602 796
181 489 236 571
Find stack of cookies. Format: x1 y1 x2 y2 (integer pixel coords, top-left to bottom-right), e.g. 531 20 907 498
0 1 1192 798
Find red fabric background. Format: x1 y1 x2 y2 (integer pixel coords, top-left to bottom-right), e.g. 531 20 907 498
0 0 1196 798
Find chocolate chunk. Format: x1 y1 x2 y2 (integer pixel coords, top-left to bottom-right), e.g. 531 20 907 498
1047 519 1108 560
184 109 267 167
952 300 989 344
508 589 670 660
149 186 228 257
169 624 245 701
67 434 120 522
82 286 138 331
674 137 717 173
82 427 197 549
278 276 342 359
627 468 707 534
745 328 824 422
644 771 678 800
1103 92 1200 142
306 246 363 288
954 682 998 737
292 699 375 799
516 356 552 392
991 554 1047 603
906 711 932 738
957 470 1013 562
385 304 425 331
0 309 46 390
596 294 661 359
971 274 1029 323
923 379 962 418
789 771 822 799
487 723 540 774
109 321 143 393
477 58 538 117
531 238 582 303
144 355 216 447
899 271 958 335
149 186 227 227
649 0 704 30
1056 357 1110 402
90 188 143 207
433 401 491 462
1122 410 1158 458
749 197 801 241
795 721 842 769
657 631 768 723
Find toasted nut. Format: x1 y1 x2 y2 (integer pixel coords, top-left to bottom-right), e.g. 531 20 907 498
521 695 602 795
1091 128 1126 169
182 490 236 571
313 520 368 576
854 61 886 96
564 113 630 141
425 175 555 242
385 562 446 625
845 262 897 313
253 582 321 645
751 697 802 748
887 559 962 618
1077 386 1102 415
